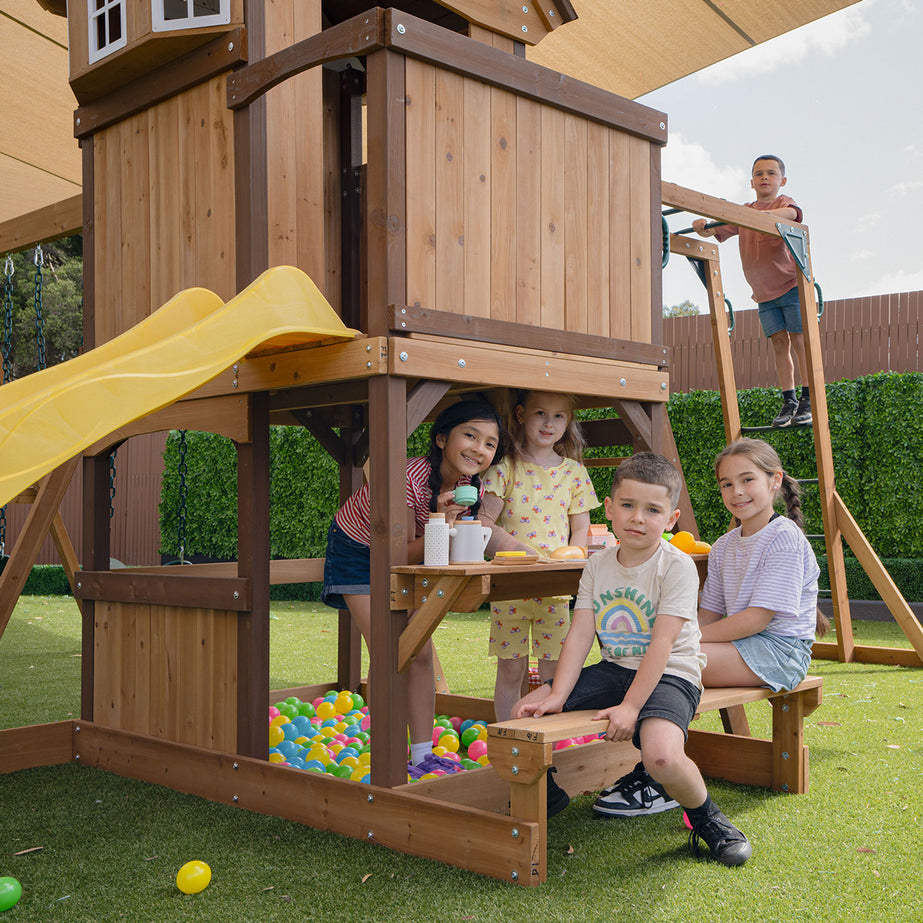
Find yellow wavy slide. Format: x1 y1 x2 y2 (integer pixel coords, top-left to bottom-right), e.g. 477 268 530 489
0 266 356 508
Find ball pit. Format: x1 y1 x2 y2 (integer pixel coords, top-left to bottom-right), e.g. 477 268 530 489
267 699 601 783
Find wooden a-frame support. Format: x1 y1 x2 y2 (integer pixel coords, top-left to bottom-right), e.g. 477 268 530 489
0 456 82 642
663 182 923 668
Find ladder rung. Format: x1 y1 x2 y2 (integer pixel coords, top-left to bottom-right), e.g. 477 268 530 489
805 534 825 541
796 478 819 486
740 421 812 434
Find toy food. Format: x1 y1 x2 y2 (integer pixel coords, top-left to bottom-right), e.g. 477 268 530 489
549 545 586 560
691 540 712 554
668 531 697 553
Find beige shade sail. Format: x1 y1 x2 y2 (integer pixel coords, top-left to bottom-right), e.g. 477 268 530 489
0 0 859 245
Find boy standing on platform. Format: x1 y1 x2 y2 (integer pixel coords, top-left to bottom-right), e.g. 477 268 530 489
514 453 752 866
693 155 811 428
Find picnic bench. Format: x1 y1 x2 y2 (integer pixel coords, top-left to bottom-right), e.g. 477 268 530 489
487 675 823 881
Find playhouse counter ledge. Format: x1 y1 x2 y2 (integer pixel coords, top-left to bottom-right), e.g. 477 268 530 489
391 560 585 672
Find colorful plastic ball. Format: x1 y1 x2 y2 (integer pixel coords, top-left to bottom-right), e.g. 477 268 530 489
350 693 366 709
449 716 463 731
277 740 299 758
268 751 286 763
176 860 212 895
431 727 444 746
432 746 448 757
335 691 355 712
358 752 372 766
268 705 281 719
316 701 336 720
441 750 462 763
304 760 326 773
476 754 491 766
460 758 480 770
467 739 488 761
282 723 301 742
460 727 480 748
336 746 360 762
360 714 371 731
321 718 339 729
268 725 284 748
439 734 460 753
270 714 288 728
459 718 475 734
339 756 360 770
286 696 301 705
0 878 22 912
433 717 452 729
296 702 316 718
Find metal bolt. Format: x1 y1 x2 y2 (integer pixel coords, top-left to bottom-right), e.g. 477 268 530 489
620 378 626 386
511 828 520 838
511 871 519 881
233 762 239 770
367 830 374 839
74 753 80 760
782 703 789 712
661 382 667 391
548 8 554 15
522 4 528 11
401 308 407 314
399 351 408 361
521 24 528 32
396 23 405 33
436 588 444 598
782 751 790 760
366 344 371 351
75 726 80 733
421 595 427 603
233 590 239 599
782 783 790 792
367 794 374 803
76 117 81 126
660 122 666 130
228 42 234 52
458 359 466 368
511 765 519 775
511 746 519 757
422 578 429 587
366 361 372 369
233 364 239 373
401 322 406 328
233 794 239 802
233 380 238 388
76 581 82 590
401 587 409 596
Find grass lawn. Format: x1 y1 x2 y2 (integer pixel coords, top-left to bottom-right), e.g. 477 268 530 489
1 596 922 922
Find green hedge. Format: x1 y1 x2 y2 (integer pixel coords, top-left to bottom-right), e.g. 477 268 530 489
154 372 923 599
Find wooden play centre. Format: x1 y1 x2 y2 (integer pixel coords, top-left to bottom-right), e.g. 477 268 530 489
2 0 922 885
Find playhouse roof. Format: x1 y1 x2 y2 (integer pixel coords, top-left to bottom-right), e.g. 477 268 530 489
1 0 860 242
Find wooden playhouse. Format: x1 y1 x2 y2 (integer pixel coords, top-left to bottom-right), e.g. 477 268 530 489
3 0 922 885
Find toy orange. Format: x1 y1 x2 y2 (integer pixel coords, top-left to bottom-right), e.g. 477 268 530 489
691 540 712 554
668 531 697 553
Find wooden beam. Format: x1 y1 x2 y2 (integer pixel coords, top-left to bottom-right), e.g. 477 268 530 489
662 182 805 236
397 575 469 671
0 457 79 642
0 194 82 255
73 571 251 611
833 491 923 661
0 721 74 774
389 304 670 367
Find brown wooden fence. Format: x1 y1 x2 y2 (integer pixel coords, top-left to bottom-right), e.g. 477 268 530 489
663 289 923 393
3 432 166 567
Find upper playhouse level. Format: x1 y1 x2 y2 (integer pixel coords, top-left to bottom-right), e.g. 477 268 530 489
67 2 667 356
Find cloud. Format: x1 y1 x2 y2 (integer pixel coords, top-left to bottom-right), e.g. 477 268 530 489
661 134 749 201
851 250 877 261
854 212 881 234
695 5 872 82
859 267 923 297
889 180 923 197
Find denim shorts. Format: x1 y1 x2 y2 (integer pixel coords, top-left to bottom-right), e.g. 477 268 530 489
732 630 813 692
321 521 370 610
758 286 802 337
555 660 700 749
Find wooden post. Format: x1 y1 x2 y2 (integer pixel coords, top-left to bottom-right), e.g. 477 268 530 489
236 392 271 758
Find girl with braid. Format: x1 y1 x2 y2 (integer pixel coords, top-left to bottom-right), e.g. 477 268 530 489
322 400 504 778
698 438 825 688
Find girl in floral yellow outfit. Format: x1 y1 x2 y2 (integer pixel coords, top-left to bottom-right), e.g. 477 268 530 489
481 391 599 719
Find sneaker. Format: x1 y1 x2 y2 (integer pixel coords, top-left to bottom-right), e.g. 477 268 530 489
592 762 679 817
547 766 570 818
407 752 463 779
688 803 753 866
791 395 812 426
771 398 798 428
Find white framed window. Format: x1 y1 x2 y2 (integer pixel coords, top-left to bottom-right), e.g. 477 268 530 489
88 0 127 64
152 0 231 33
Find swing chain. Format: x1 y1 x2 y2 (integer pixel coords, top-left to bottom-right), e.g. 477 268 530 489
177 430 188 563
2 255 13 384
108 448 118 519
33 244 46 372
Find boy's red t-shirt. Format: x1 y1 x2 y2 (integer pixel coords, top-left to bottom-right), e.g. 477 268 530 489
714 194 803 303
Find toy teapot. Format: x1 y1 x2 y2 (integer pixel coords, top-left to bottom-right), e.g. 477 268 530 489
449 516 491 563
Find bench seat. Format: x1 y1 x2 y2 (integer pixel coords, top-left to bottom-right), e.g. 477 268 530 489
486 676 822 882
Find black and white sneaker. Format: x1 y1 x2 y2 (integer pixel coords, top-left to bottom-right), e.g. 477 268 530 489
791 395 812 426
688 803 752 866
771 398 799 428
592 762 679 817
547 766 570 818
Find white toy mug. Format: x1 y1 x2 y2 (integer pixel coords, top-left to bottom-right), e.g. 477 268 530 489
449 517 491 563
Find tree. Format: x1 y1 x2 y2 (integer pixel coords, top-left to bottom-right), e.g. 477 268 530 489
663 299 700 318
2 235 83 381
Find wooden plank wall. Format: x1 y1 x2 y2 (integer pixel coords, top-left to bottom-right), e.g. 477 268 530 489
92 75 236 343
264 0 337 309
664 289 923 393
403 59 652 341
93 601 237 750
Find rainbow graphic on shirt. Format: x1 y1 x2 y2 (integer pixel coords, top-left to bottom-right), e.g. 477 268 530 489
594 586 655 658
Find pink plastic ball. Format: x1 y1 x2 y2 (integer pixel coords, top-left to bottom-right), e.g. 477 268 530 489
467 739 488 761
268 705 281 719
449 716 462 731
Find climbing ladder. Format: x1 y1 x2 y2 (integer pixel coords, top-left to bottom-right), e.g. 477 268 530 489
661 182 923 668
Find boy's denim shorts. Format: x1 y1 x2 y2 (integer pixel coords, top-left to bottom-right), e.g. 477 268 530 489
732 630 812 692
758 286 802 337
555 660 700 750
321 521 370 610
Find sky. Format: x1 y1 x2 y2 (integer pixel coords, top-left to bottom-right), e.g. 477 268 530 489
639 0 923 314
